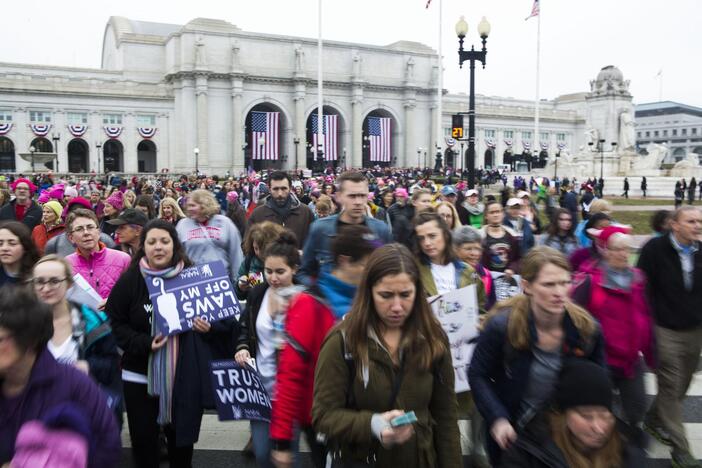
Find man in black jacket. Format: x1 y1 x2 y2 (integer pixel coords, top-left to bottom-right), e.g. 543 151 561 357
0 177 42 231
637 206 702 467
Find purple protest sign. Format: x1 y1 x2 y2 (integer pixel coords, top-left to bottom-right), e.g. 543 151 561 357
146 260 241 336
210 360 272 422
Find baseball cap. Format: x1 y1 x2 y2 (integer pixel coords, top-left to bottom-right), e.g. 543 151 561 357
106 208 149 227
465 189 479 197
441 185 457 197
517 190 530 199
506 198 522 207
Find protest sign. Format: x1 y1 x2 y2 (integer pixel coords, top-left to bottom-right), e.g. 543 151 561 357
146 260 241 336
210 360 272 422
428 285 479 393
491 272 522 302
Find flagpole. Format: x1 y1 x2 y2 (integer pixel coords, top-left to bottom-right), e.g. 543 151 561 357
317 0 324 168
436 0 443 169
534 0 541 165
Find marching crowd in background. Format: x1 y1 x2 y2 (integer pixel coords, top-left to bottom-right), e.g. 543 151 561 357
0 166 700 468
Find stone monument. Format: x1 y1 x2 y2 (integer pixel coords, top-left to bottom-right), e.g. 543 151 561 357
670 152 702 178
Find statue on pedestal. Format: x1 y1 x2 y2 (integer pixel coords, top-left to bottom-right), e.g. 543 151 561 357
618 110 635 151
584 128 599 148
294 44 305 74
632 143 668 171
405 56 415 82
195 36 207 68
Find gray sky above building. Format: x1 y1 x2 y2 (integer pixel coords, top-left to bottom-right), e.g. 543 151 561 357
3 0 699 107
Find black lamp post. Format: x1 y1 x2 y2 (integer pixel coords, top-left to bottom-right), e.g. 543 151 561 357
96 142 102 174
416 147 422 168
555 150 560 180
51 132 60 172
293 137 300 171
456 15 491 189
194 147 200 175
598 138 605 182
459 141 465 176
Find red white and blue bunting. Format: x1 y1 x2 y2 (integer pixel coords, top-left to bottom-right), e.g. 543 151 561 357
504 138 513 147
540 141 549 150
445 137 456 148
104 126 123 139
485 137 496 148
30 124 51 137
138 127 157 139
68 124 87 137
557 141 567 150
522 141 531 150
0 123 12 135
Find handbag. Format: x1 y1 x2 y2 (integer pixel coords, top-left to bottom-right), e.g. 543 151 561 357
327 335 406 468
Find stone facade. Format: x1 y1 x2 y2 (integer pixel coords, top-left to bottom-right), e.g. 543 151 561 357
0 16 630 175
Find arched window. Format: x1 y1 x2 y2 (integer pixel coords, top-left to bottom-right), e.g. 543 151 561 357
0 137 15 172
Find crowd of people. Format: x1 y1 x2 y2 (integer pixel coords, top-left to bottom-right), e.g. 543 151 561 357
0 167 700 468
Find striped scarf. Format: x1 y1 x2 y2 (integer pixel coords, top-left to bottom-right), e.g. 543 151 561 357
140 257 185 425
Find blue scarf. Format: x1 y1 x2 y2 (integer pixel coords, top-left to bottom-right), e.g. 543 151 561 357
317 270 357 320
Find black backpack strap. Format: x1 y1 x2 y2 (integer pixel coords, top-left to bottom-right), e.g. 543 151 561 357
340 332 357 409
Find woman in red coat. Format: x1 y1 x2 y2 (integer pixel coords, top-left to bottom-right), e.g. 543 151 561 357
31 201 65 255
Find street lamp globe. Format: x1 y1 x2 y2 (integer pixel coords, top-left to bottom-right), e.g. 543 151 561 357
455 16 469 38
478 17 491 38
29 145 36 153
193 147 200 156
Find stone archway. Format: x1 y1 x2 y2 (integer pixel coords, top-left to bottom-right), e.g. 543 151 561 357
68 139 89 173
0 137 15 172
245 103 287 171
305 105 344 171
362 109 397 168
484 149 494 169
137 140 157 173
103 139 124 172
29 137 53 170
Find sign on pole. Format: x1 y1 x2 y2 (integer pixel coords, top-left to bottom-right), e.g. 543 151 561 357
428 285 480 393
491 272 522 303
210 360 273 422
145 260 242 336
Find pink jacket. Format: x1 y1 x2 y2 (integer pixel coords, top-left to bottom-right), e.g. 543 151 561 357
66 244 131 299
571 260 655 378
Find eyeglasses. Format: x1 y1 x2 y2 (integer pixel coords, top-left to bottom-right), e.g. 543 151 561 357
31 277 67 289
72 225 98 234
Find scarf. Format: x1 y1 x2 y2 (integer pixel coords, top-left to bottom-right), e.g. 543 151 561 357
463 201 484 216
140 257 185 425
266 195 293 222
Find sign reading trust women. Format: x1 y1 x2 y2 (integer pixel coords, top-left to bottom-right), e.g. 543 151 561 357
145 260 241 336
428 285 480 393
210 360 272 422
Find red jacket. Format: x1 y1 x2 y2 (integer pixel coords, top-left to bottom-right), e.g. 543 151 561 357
270 292 336 448
571 260 655 378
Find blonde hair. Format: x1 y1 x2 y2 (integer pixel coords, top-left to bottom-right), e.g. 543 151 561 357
481 246 597 350
33 254 75 286
188 189 221 219
123 190 136 209
550 411 622 468
590 199 612 215
436 201 462 230
315 195 333 215
158 197 186 221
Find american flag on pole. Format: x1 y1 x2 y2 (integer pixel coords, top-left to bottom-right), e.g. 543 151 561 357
525 0 539 20
312 114 338 161
368 117 391 162
251 111 279 160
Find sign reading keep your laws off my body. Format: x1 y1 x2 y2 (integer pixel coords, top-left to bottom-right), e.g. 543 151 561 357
145 260 242 336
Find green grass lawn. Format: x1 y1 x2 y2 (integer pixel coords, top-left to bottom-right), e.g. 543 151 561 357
607 197 673 206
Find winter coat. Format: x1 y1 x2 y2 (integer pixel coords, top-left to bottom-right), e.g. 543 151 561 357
500 411 647 468
0 199 42 231
270 289 337 449
247 195 314 249
66 244 131 299
45 231 116 258
0 349 121 468
176 214 244 280
312 329 462 468
387 202 415 247
31 223 66 255
571 261 655 378
299 214 392 285
504 216 535 254
105 265 238 446
235 283 271 360
540 234 579 258
468 308 605 462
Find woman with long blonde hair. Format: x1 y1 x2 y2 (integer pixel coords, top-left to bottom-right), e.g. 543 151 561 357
158 197 186 225
501 359 646 468
313 244 461 468
468 246 605 465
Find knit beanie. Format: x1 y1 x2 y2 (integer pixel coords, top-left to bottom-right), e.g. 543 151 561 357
37 191 51 204
554 359 613 411
48 184 65 201
43 201 63 220
64 186 78 199
105 191 124 211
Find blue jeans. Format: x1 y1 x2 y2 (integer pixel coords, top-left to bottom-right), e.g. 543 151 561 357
250 420 302 468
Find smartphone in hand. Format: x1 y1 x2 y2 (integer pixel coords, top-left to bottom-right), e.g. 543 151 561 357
390 411 417 427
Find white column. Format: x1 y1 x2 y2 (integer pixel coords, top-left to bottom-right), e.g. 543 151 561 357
231 77 244 173
294 82 307 170
403 99 415 169
195 74 209 171
89 111 102 173
123 113 137 173
52 110 66 173
351 86 363 169
13 107 29 172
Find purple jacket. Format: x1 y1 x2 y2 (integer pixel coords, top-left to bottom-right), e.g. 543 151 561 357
0 349 121 468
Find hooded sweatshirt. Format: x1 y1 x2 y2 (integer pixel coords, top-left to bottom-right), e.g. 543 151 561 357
176 214 244 280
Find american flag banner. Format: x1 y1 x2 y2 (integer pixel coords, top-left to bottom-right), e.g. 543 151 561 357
311 114 338 161
525 0 539 20
251 111 279 160
368 117 391 163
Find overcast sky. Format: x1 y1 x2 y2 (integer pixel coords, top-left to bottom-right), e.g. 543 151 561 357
2 0 700 107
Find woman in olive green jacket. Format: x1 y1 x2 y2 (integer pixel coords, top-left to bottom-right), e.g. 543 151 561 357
312 244 461 468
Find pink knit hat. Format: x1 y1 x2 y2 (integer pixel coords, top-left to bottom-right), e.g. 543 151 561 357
48 184 65 201
105 191 124 211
